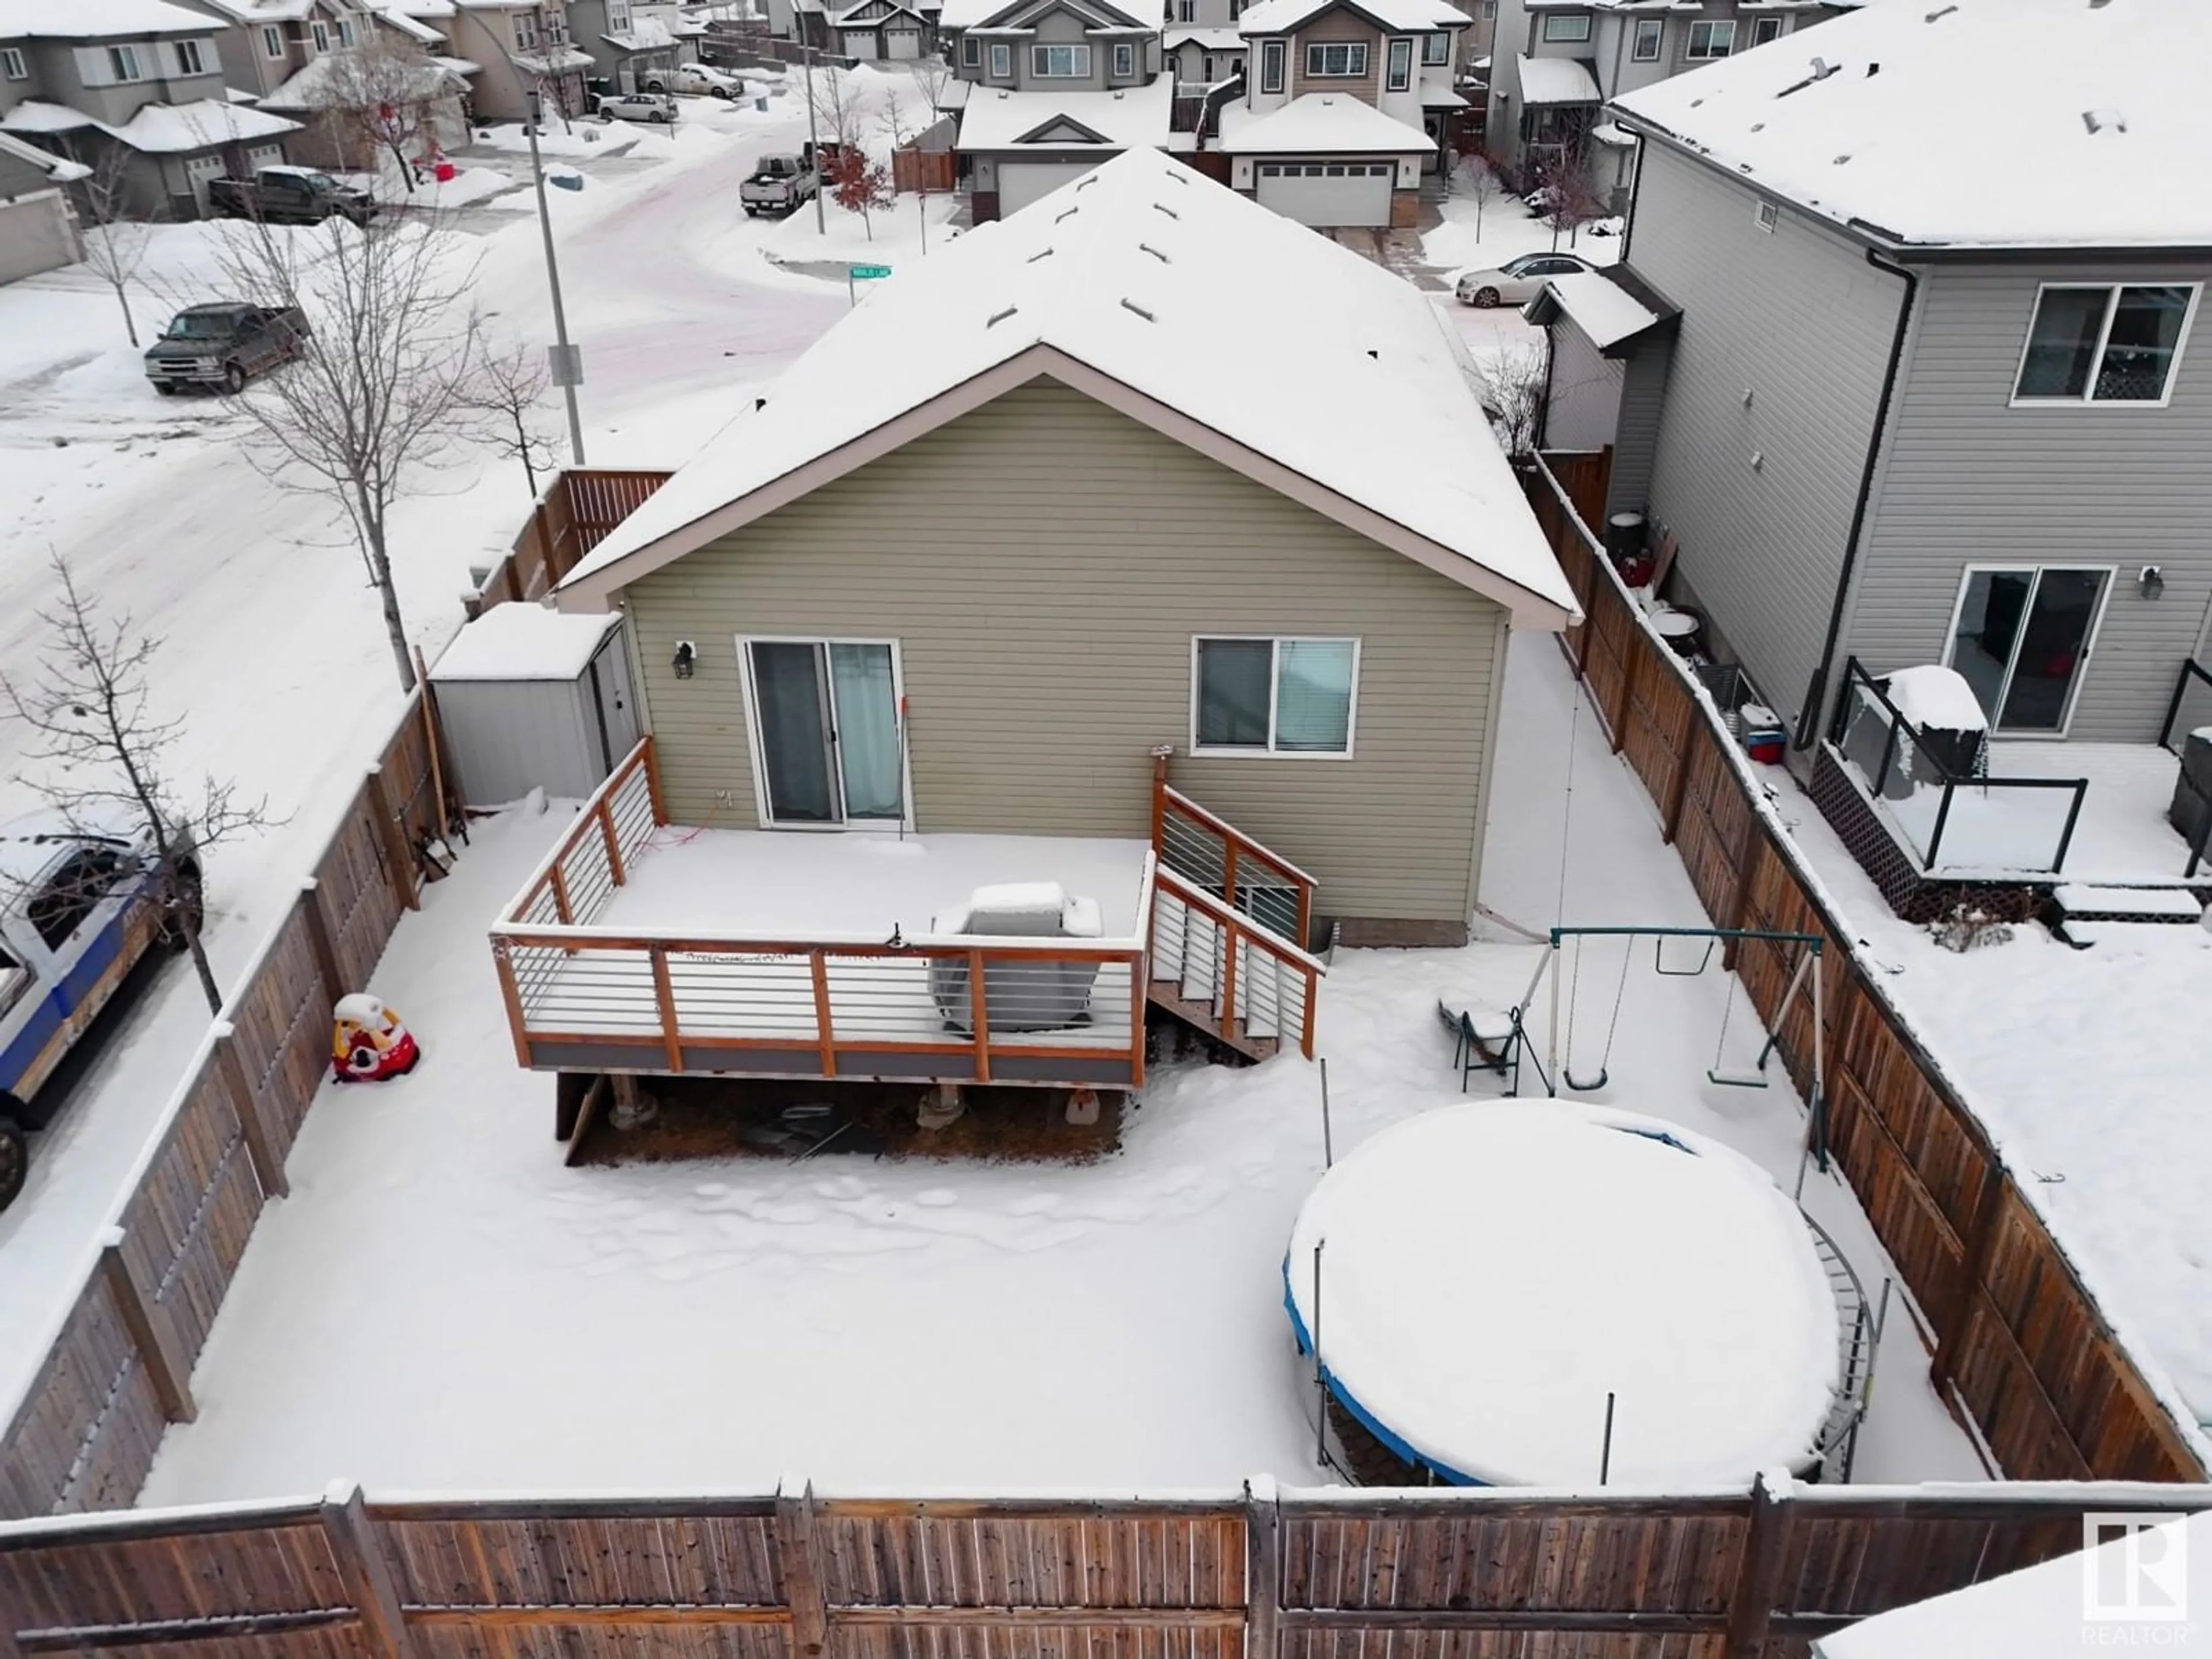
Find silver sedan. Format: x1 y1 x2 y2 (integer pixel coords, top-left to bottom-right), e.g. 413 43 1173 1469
1455 251 1596 307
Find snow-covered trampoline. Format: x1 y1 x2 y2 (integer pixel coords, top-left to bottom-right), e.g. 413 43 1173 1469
1285 1101 1850 1487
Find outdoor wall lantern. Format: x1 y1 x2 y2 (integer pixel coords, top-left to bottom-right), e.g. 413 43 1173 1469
2140 566 2165 601
673 641 698 679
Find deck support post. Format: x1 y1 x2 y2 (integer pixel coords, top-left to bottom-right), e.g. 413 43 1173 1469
319 1483 417 1659
98 1235 194 1425
776 1480 831 1659
1722 1470 1797 1659
1245 1478 1281 1659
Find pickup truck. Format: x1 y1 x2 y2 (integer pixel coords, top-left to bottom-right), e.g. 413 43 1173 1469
741 153 819 217
145 302 310 395
1 811 201 1212
207 165 377 226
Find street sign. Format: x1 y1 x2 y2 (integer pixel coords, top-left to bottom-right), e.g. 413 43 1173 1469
547 343 584 388
850 264 892 279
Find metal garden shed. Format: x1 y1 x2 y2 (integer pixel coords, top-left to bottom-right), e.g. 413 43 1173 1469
429 604 641 808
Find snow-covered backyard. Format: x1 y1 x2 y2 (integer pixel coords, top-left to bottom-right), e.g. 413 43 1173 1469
132 638 1988 1503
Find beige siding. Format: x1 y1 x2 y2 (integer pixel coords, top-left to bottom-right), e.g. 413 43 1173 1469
1290 10 1382 104
618 376 1510 926
1544 313 1624 453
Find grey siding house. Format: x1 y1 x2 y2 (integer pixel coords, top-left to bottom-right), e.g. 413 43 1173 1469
1596 0 2212 751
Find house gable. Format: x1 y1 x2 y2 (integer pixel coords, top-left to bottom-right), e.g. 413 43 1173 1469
1013 113 1111 143
973 0 1145 33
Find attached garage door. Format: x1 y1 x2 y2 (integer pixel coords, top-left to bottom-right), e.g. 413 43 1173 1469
885 25 922 58
840 29 876 55
1256 160 1393 228
997 160 1095 216
183 153 227 215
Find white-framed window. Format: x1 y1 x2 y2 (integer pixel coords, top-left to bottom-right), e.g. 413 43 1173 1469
1751 15 1782 45
739 637 910 827
1113 40 1134 74
173 37 208 74
1 46 26 79
1421 31 1449 63
1191 637 1360 757
514 14 536 47
1304 40 1366 77
1259 36 1283 90
1481 0 1495 15
108 44 146 81
310 17 330 49
260 23 284 56
1631 17 1661 60
1385 35 1411 89
1031 43 1089 75
2012 283 2199 406
988 40 1011 74
960 33 979 63
1684 19 1733 57
1753 199 1778 233
1228 0 1242 17
1539 11 1590 43
336 16 357 45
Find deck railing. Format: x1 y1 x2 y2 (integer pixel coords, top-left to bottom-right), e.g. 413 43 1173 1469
491 740 1154 1088
1153 783 1315 949
1150 866 1322 1059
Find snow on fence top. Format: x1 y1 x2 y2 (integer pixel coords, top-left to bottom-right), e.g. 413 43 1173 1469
557 148 1576 622
1613 0 2212 250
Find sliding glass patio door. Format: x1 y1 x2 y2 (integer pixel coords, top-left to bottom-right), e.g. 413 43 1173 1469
743 639 906 826
1943 566 2111 734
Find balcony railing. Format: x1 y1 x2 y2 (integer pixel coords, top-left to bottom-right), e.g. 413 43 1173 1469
2160 656 2212 877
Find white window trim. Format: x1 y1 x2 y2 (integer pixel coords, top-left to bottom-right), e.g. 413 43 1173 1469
961 32 979 64
1188 636 1361 760
2008 281 2202 410
1385 35 1411 90
988 39 1011 75
1753 199 1777 233
1259 36 1284 92
310 18 330 50
1 46 26 79
1112 40 1134 75
1630 17 1661 60
1684 18 1733 58
1751 15 1782 44
1304 40 1368 77
736 635 915 831
1421 31 1449 64
1031 42 1091 75
260 23 284 56
1937 565 2116 738
175 37 209 74
1539 12 1590 43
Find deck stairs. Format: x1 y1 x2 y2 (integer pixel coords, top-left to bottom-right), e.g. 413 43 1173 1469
1143 783 1324 1065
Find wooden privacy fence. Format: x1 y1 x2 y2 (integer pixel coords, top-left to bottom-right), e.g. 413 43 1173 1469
467 469 671 616
491 740 1156 1089
7 1476 2212 1659
0 692 454 1522
1526 451 2209 1486
892 147 957 194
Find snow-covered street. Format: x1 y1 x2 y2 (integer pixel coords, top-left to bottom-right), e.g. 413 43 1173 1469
0 87 899 1415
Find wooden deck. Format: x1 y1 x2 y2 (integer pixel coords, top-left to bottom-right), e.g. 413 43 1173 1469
488 744 1324 1088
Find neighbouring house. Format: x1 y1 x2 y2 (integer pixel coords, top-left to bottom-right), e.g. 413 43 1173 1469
565 0 683 90
354 0 486 109
1218 0 1468 224
0 128 88 282
827 0 936 59
254 41 471 168
946 0 1173 221
1161 25 1242 90
487 147 1574 1107
1522 264 1676 469
0 0 300 218
435 0 590 119
170 0 368 103
1485 0 1859 211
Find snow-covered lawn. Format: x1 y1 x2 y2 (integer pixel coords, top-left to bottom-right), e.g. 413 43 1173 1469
1778 761 2212 1440
761 195 962 272
132 640 1987 1504
1419 189 1624 281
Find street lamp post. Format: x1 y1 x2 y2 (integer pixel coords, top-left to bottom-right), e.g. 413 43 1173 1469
526 89 588 465
802 39 827 234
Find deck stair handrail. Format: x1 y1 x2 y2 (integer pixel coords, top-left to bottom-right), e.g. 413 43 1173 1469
1153 782 1316 949
1149 865 1323 1060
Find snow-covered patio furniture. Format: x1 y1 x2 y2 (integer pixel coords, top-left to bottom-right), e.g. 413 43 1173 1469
929 882 1104 1035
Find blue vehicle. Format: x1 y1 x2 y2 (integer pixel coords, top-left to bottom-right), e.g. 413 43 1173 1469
0 810 201 1211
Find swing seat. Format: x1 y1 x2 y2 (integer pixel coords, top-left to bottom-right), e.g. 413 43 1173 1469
1707 1063 1770 1089
1438 1001 1529 1093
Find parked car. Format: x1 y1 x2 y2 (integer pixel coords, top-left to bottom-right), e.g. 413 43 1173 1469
1454 251 1596 308
144 302 310 395
595 90 679 124
0 811 201 1212
646 62 743 97
741 153 819 217
207 165 377 226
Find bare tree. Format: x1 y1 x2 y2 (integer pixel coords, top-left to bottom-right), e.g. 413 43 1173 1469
73 149 158 347
1456 151 1505 244
301 36 458 192
202 215 484 693
0 558 279 1013
1471 342 1550 459
1532 141 1605 251
806 62 866 153
465 340 560 498
880 60 952 250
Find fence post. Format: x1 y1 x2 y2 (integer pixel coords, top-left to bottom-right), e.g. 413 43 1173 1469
97 1232 195 1425
319 1482 417 1659
1931 1158 2009 1394
1722 1470 1797 1659
1245 1477 1281 1659
299 880 347 1005
776 1479 831 1659
1608 617 1641 756
368 768 419 913
1660 710 1697 847
215 1026 289 1200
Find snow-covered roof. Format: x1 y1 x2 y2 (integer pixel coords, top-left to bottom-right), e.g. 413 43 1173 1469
604 12 678 44
0 0 217 35
1613 0 2212 251
510 45 597 71
369 5 446 39
259 50 466 110
185 0 320 21
1527 269 1663 352
1216 92 1433 155
435 54 480 73
0 128 90 182
956 74 1174 153
1236 0 1466 35
1816 1511 2212 1659
1163 25 1241 50
373 0 457 16
0 100 99 135
556 147 1575 623
934 0 996 24
431 604 621 683
106 98 300 151
1516 52 1599 106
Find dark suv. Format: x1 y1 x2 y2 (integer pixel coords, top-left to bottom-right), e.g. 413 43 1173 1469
143 303 310 395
